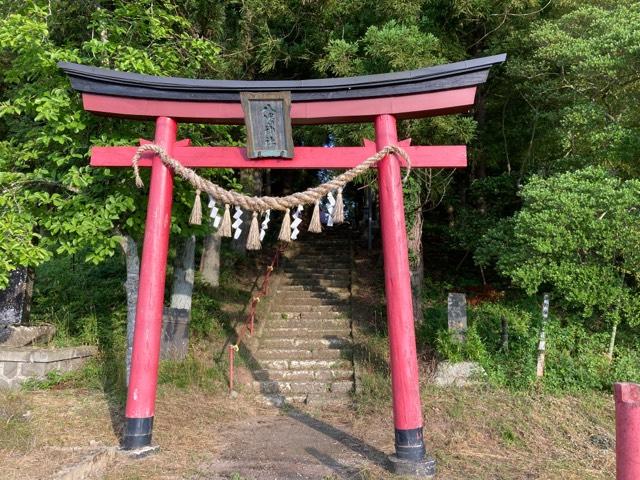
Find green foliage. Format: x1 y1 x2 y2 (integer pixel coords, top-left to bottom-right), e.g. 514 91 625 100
500 1 640 176
421 278 640 393
449 174 520 254
31 253 126 348
436 325 489 364
476 167 640 328
21 369 73 391
470 302 539 389
0 1 233 286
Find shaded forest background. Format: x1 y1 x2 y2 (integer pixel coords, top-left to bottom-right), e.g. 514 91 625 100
1 0 639 392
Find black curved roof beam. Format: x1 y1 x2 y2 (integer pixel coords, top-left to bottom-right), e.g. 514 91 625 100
58 54 506 103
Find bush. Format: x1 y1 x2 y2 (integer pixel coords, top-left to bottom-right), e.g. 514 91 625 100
468 302 538 390
426 296 640 393
435 325 489 364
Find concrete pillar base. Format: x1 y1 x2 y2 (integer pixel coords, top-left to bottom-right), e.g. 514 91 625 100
118 444 160 459
388 454 436 478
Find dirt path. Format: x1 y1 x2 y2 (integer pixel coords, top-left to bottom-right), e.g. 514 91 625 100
1 384 615 479
195 407 389 479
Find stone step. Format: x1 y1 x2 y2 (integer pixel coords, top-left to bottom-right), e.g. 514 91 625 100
282 270 351 283
287 251 349 257
252 368 354 382
275 290 349 301
293 248 350 253
278 281 350 290
271 297 348 307
265 316 349 328
275 285 350 295
272 284 350 300
273 290 351 309
253 379 354 395
260 336 351 350
291 243 351 249
257 358 353 371
282 267 350 275
264 312 344 330
256 348 349 361
274 284 351 300
288 254 351 261
295 239 351 245
258 392 353 407
261 327 351 338
285 264 349 271
270 308 344 316
283 278 351 290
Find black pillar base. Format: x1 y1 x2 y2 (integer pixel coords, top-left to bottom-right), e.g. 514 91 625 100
390 427 436 477
123 417 154 450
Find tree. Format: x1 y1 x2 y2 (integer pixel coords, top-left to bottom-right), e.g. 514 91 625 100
0 1 234 289
476 167 640 357
497 1 640 178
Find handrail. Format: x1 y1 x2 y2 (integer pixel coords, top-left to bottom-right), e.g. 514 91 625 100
228 244 286 392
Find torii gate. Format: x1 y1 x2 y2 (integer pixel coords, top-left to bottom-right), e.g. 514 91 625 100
60 54 504 475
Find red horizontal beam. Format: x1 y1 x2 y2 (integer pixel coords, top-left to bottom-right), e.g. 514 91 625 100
90 145 466 169
82 87 477 125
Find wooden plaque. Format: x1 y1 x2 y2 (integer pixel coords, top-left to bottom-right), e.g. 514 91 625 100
240 91 293 159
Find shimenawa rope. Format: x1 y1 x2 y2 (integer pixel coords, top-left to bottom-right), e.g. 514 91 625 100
130 143 411 247
131 143 411 212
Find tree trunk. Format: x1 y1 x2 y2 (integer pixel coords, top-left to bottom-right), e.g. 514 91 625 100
118 235 139 387
170 235 196 311
607 320 618 362
408 209 424 324
199 232 222 287
23 268 34 325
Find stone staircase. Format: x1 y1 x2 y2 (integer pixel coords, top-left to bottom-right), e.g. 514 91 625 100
251 228 354 406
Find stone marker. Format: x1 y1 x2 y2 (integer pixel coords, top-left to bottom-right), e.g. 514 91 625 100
160 308 190 360
433 361 486 387
0 267 32 326
447 292 467 342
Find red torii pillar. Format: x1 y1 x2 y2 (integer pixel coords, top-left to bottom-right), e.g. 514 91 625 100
615 383 640 480
60 53 505 476
376 114 431 470
124 117 177 448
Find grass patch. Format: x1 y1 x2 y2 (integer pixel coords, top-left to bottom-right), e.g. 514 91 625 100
0 391 33 451
158 349 226 392
354 368 391 414
21 370 75 391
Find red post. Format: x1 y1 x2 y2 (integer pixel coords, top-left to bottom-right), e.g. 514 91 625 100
124 117 177 450
229 346 235 393
615 382 640 479
375 114 434 475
